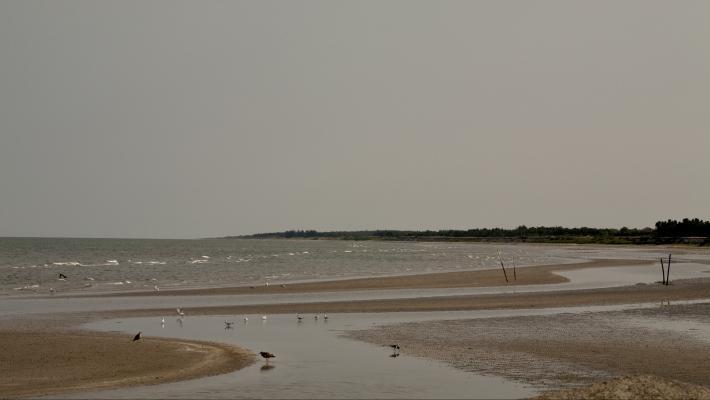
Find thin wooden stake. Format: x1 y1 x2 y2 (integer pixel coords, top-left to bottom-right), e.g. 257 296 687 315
666 253 672 285
498 251 509 283
660 258 666 285
513 256 517 281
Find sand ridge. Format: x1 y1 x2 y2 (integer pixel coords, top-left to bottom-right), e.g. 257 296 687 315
80 258 650 298
0 329 255 398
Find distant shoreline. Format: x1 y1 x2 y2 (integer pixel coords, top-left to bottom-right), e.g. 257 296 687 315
227 234 710 246
230 220 710 245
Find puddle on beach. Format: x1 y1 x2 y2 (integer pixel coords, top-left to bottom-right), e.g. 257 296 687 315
53 314 536 399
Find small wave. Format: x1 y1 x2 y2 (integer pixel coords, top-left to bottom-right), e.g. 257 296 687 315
108 281 124 285
13 284 40 290
190 259 208 264
202 255 210 259
53 262 81 266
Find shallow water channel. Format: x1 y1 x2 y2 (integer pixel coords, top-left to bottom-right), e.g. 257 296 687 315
57 313 533 399
53 299 710 399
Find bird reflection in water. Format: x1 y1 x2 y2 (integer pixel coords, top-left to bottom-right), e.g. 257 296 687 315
389 353 400 358
260 364 276 372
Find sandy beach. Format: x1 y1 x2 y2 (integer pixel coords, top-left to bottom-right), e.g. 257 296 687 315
0 328 254 398
2 257 710 398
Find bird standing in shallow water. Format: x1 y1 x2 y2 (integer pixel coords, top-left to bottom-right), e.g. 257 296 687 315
259 351 275 363
133 332 142 341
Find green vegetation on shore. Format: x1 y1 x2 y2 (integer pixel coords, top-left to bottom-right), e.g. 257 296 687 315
232 218 710 245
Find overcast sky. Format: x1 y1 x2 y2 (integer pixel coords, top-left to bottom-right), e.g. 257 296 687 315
1 1 708 238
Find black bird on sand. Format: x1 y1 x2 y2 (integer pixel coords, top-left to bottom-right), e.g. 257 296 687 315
259 351 275 363
389 344 400 350
59 273 68 279
133 332 142 341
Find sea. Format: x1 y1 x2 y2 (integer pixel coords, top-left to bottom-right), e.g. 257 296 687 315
0 237 701 296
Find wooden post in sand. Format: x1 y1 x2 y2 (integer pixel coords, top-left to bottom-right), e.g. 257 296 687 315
498 251 509 283
666 253 672 285
660 258 666 285
512 256 517 281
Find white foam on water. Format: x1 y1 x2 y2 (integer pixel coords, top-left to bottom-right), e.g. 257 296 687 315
13 284 40 291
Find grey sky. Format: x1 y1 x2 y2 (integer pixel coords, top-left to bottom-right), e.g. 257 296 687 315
1 1 708 238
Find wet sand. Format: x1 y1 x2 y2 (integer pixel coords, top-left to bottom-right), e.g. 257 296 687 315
98 277 710 317
0 329 255 398
534 375 710 400
350 302 710 397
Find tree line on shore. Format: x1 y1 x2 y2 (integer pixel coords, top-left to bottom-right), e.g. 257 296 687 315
233 218 710 245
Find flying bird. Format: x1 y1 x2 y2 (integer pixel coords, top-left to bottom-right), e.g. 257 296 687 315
389 344 400 350
133 332 142 341
224 320 235 329
297 314 303 321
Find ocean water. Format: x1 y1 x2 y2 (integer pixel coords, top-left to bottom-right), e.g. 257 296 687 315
1 237 705 296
